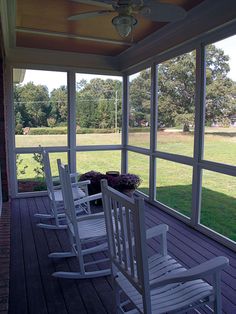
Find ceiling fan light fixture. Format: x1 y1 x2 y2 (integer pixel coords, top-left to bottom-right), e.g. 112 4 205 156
112 14 137 38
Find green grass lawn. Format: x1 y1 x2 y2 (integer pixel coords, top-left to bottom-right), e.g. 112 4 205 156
16 128 236 241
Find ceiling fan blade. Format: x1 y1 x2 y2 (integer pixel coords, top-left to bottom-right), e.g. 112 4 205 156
141 2 187 22
68 10 114 21
70 0 114 10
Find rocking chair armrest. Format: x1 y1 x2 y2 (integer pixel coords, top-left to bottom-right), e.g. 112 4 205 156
77 212 105 221
146 224 169 240
74 193 102 206
77 180 91 187
150 256 229 289
71 180 91 190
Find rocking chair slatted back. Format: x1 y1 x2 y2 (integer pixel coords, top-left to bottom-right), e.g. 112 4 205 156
41 148 55 201
101 179 150 299
58 161 77 227
49 160 110 280
57 160 83 263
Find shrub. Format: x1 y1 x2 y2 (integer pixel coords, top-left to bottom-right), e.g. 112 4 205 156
76 128 117 134
15 123 23 135
16 154 28 176
28 127 119 135
32 152 45 177
30 127 67 135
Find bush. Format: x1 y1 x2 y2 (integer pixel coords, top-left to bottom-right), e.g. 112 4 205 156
17 126 150 135
76 128 117 134
28 127 119 135
15 124 23 135
29 127 67 135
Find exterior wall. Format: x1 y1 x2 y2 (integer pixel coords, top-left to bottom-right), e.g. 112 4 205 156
0 44 9 201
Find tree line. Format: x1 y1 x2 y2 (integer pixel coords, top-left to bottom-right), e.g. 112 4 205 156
14 45 236 134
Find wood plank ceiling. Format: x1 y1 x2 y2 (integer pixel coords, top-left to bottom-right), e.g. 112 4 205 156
15 0 204 56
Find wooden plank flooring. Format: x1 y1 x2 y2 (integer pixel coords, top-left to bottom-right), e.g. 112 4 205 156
9 196 236 314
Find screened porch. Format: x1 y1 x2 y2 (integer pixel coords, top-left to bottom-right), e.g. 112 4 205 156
0 0 236 313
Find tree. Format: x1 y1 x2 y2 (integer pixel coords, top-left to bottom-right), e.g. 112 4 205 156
97 98 116 128
76 78 122 129
129 69 151 127
14 82 50 127
128 45 235 131
14 84 28 129
50 86 68 124
15 112 24 134
205 45 236 125
157 45 235 130
76 91 99 128
157 51 196 131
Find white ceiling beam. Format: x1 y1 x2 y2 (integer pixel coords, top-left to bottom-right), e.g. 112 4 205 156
15 27 132 47
6 46 121 73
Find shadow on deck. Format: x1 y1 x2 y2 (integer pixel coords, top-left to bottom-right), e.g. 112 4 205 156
9 196 236 314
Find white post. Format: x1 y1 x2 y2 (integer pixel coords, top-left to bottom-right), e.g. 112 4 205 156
149 63 158 202
192 45 206 226
6 63 18 197
115 90 118 132
68 71 76 173
121 75 129 174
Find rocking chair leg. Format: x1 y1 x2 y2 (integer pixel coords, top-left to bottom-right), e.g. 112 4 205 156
113 277 124 314
213 272 222 314
37 223 67 230
48 251 76 258
52 269 110 279
34 213 54 219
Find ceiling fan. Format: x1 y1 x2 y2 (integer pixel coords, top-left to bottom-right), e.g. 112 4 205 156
69 0 187 38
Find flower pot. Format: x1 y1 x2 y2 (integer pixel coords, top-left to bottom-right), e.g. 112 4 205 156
121 188 135 198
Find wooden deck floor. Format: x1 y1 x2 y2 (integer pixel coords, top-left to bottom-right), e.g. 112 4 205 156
9 196 236 314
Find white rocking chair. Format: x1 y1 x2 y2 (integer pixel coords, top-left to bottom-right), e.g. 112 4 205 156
48 161 110 279
101 179 229 314
34 148 91 230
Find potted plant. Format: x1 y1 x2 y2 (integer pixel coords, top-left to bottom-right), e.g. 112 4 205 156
79 171 106 195
79 171 141 199
107 173 141 197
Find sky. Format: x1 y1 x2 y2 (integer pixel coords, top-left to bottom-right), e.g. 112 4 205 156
20 35 236 93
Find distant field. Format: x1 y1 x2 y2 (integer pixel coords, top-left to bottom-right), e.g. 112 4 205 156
15 133 122 147
16 127 236 241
